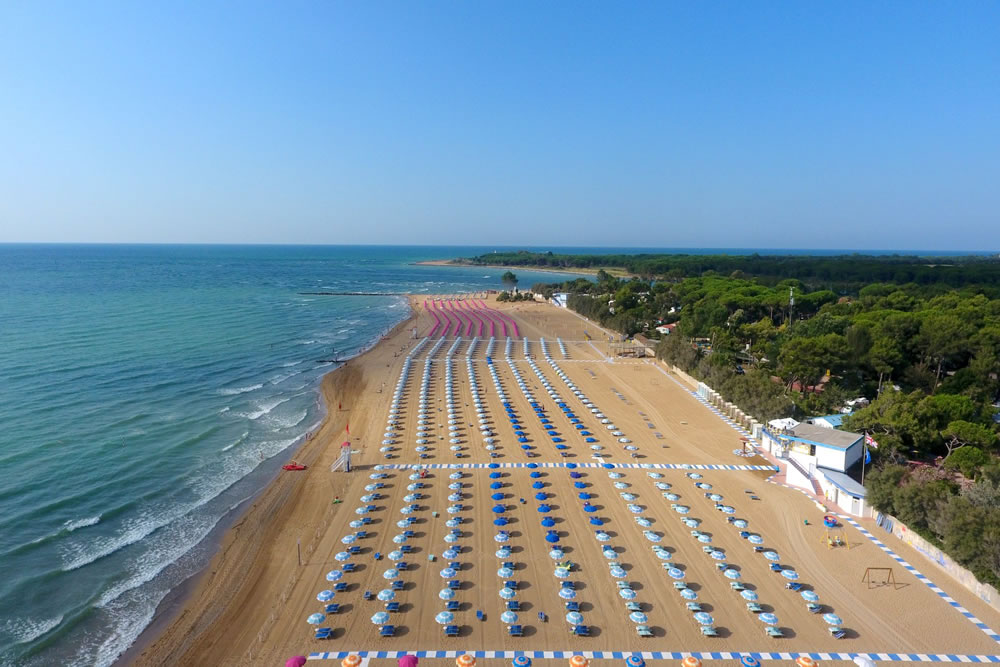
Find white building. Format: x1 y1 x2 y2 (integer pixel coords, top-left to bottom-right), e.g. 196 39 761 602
550 292 568 308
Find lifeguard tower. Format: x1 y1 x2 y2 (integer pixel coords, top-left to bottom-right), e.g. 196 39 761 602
330 441 353 472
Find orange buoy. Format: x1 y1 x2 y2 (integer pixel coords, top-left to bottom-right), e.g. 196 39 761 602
569 657 589 667
342 656 362 667
682 658 702 667
796 659 818 667
457 656 477 667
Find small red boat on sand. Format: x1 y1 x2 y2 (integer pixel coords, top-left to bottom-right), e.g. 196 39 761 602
282 461 307 471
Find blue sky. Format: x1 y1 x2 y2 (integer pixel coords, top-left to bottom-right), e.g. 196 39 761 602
1 1 997 249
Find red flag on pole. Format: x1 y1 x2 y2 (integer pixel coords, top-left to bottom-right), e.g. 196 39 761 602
864 433 878 449
346 422 350 435
338 401 342 411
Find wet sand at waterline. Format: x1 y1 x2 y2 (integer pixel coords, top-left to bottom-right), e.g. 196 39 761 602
131 298 1000 666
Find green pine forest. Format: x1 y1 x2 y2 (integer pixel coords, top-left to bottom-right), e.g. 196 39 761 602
469 251 1000 586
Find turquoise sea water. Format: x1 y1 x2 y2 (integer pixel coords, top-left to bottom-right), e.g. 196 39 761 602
0 244 579 667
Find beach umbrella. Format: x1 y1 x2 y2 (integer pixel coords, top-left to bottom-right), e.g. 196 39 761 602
446 518 460 528
371 611 389 625
741 589 759 601
628 611 648 624
494 532 510 543
444 533 459 543
710 550 726 561
796 659 818 667
648 472 663 479
541 517 556 527
708 493 723 502
440 567 457 578
578 482 590 489
341 534 357 545
665 493 680 501
397 519 412 529
618 587 637 600
499 587 516 600
683 518 701 528
490 482 502 490
565 611 584 624
548 548 564 559
530 471 542 478
582 504 596 513
496 547 512 558
361 494 377 503
626 657 645 667
307 613 325 625
667 567 685 580
721 506 736 514
317 590 335 602
740 658 760 667
491 492 504 500
450 472 462 479
682 659 701 667
627 504 643 514
569 471 582 478
488 462 500 469
763 550 780 562
613 482 628 489
655 482 671 490
370 473 385 480
674 505 690 515
748 534 764 544
398 657 418 667
680 587 698 600
781 569 799 581
449 482 462 490
490 472 502 479
553 567 570 579
853 658 875 667
823 613 843 626
537 504 552 513
492 505 505 513
409 473 421 480
545 532 559 543
654 550 672 561
501 610 519 624
378 589 396 602
448 493 462 502
693 611 714 626
644 532 662 543
569 657 589 667
532 481 545 489
512 657 531 667
435 611 455 625
589 517 604 526
439 588 456 600
443 548 460 559
335 551 350 562
493 517 509 526
383 568 399 579
400 506 415 515
759 612 779 625
610 566 627 578
621 493 637 501
497 566 514 578
733 519 748 529
595 531 610 542
558 587 577 600
326 570 344 581
527 462 539 469
287 658 307 667
393 534 408 544
801 589 820 602
723 568 741 580
578 492 591 500
697 534 712 543
535 492 547 500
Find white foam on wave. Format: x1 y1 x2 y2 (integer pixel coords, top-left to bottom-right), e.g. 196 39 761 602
268 368 306 385
245 396 291 420
216 383 262 396
2 614 63 644
64 515 101 533
265 408 308 431
281 360 304 368
220 431 249 452
296 339 318 345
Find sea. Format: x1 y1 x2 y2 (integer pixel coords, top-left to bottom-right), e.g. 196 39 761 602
0 242 993 666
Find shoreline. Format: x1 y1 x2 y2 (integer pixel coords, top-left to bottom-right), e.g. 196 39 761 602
412 259 632 278
123 307 418 666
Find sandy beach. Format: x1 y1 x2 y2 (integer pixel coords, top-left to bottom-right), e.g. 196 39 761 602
130 298 1000 666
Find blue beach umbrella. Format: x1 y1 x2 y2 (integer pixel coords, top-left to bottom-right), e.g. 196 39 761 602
801 589 820 602
626 657 645 667
740 656 761 667
541 517 556 527
578 492 591 499
383 568 399 579
326 570 344 581
619 587 636 600
440 567 457 578
582 504 596 513
446 518 460 528
710 550 726 561
499 587 516 600
559 587 577 600
498 566 514 578
781 569 799 581
341 534 357 544
823 613 843 626
665 493 680 501
492 505 506 513
488 462 500 469
602 547 616 558
723 568 741 580
439 588 456 600
595 532 610 542
628 611 648 624
644 531 662 543
548 548 564 559
748 534 764 544
569 471 582 478
589 517 603 525
532 481 544 489
530 471 542 478
566 462 577 469
513 657 532 667
521 444 531 450
693 612 714 626
490 482 502 489
545 532 559 543
553 568 570 579
493 517 509 526
378 589 395 602
435 611 455 625
307 613 325 625
733 519 749 529
317 590 335 602
763 550 780 562
491 492 504 500
494 532 510 543
537 504 552 513
335 552 350 562
527 462 539 469
610 566 627 578
501 610 519 624
443 548 459 559
741 589 759 601
490 472 502 479
697 534 712 543
674 505 690 515
496 547 512 558
654 550 672 560
667 567 685 580
371 611 389 625
535 492 547 500
575 482 587 489
759 612 779 625
555 444 568 450
565 611 584 624
680 587 698 600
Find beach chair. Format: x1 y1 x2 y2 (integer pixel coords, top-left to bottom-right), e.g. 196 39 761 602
381 625 395 637
561 581 575 590
391 580 404 591
661 562 673 571
444 625 459 637
361 516 373 524
617 581 632 590
363 590 373 601
342 563 357 573
636 625 653 638
315 627 333 640
404 530 416 538
446 600 460 612
356 531 368 539
347 546 361 555
538 611 547 623
730 582 746 591
565 601 581 612
508 624 524 636
476 610 484 621
385 602 400 612
701 545 713 553
715 562 727 571
571 624 591 636
806 602 822 613
400 545 413 553
686 602 702 612
502 561 514 569
700 626 719 637
752 546 764 553
689 530 701 538
333 582 348 592
397 562 408 571
785 582 803 591
506 600 521 612
739 531 751 539
324 603 340 614
831 628 847 639
505 580 517 590
747 602 763 613
625 602 641 612
448 580 460 589
673 582 687 591
448 561 461 569
769 563 782 572
765 627 785 638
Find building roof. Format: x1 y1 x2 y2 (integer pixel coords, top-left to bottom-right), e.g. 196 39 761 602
817 467 867 497
788 423 862 450
768 418 799 431
808 414 845 428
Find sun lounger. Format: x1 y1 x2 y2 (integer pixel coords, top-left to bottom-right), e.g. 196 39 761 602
571 624 591 636
508 624 524 636
715 562 727 570
752 546 763 553
766 626 784 638
385 601 400 612
701 545 714 553
807 602 822 613
785 582 803 591
448 580 460 589
476 610 484 621
673 582 687 590
769 563 782 572
661 562 673 570
828 626 846 638
700 626 719 637
506 600 521 611
686 602 702 611
381 625 395 637
445 624 459 637
404 530 415 538
625 602 641 612
363 590 373 601
636 625 653 637
315 628 332 640
342 563 357 573
505 580 518 590
446 600 459 612
356 530 368 539
391 580 404 591
324 603 340 614
348 546 361 554
617 581 632 589
333 582 348 592
561 581 575 589
400 545 413 553
730 582 746 591
397 562 408 571
566 601 581 612
747 602 763 613
502 561 515 569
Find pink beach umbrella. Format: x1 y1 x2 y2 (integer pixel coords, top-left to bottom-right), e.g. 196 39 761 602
399 656 419 667
286 658 307 667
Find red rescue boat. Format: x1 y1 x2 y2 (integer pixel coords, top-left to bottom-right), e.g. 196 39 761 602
282 460 307 471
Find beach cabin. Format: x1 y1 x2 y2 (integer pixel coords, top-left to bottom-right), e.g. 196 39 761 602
550 292 569 308
762 420 868 516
